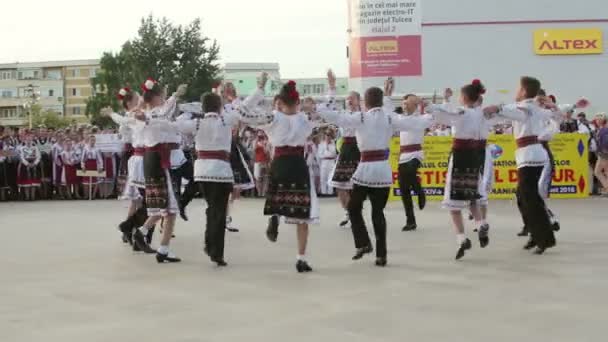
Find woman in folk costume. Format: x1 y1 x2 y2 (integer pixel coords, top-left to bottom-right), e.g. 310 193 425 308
17 134 42 201
325 71 361 228
51 134 64 198
318 79 433 267
427 80 494 260
80 135 104 199
130 78 187 263
222 83 255 233
238 73 319 272
103 88 152 247
35 127 53 199
593 113 608 191
0 137 11 201
115 87 135 197
60 139 80 200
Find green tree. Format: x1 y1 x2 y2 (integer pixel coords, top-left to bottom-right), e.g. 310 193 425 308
29 104 71 129
87 15 221 127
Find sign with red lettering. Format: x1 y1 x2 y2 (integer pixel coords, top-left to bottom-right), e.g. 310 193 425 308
534 28 603 55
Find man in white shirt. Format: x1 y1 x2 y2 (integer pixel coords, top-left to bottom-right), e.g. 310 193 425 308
317 133 337 196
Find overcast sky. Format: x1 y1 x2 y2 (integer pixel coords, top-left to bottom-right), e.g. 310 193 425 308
1 0 348 78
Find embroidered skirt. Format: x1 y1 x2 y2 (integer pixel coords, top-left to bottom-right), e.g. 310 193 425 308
329 139 360 190
82 159 99 185
230 142 254 191
264 154 319 224
62 164 79 185
144 150 178 217
17 162 41 187
442 147 484 210
102 155 115 184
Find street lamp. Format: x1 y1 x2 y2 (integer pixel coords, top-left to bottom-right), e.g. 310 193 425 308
22 84 41 129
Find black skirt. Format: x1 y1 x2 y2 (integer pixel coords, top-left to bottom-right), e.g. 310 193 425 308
448 148 484 201
264 155 311 219
116 146 133 195
0 162 8 189
144 151 169 210
230 141 254 189
39 153 53 183
331 140 360 183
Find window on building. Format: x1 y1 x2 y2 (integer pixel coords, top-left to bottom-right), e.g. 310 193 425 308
72 69 80 77
72 88 80 96
0 108 17 118
1 90 13 98
49 89 54 97
72 107 81 115
33 71 40 79
46 70 61 80
17 72 23 79
90 68 97 77
0 71 12 80
302 85 312 95
313 84 325 95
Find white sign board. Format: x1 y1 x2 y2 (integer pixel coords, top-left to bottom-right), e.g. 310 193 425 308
95 134 124 153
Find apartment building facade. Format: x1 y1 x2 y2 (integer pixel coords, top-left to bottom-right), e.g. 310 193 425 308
0 59 99 126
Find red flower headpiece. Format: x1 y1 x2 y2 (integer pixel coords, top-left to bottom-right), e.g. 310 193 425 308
472 79 486 94
287 80 296 88
288 90 300 101
117 87 131 100
548 95 557 104
141 77 157 93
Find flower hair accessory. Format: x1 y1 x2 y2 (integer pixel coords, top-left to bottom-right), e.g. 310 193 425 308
117 87 130 100
141 78 157 93
472 79 486 94
287 80 296 88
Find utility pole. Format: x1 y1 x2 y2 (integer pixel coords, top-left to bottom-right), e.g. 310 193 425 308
21 84 40 129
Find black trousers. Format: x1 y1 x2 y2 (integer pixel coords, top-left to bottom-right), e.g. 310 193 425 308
348 184 390 258
398 159 423 224
200 182 232 259
170 160 197 210
516 167 555 248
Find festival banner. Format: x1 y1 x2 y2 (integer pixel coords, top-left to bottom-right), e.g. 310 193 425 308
389 133 590 202
95 134 124 153
348 0 422 77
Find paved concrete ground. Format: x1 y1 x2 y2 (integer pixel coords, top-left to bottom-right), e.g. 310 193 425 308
1 197 607 342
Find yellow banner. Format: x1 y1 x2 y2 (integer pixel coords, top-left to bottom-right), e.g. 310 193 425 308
389 133 590 201
534 28 603 55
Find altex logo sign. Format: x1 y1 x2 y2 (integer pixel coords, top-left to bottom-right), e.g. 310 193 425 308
534 28 603 55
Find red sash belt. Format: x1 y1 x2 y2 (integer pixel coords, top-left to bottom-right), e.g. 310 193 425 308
274 146 305 158
360 149 389 162
516 136 539 148
133 147 145 157
452 139 487 150
400 144 422 153
145 143 170 169
197 150 230 162
342 137 357 144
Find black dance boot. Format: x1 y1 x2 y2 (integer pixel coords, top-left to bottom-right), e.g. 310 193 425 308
478 224 490 248
517 226 529 237
296 260 313 273
455 238 472 260
133 230 156 254
352 245 373 260
118 218 134 245
375 257 387 267
179 205 189 222
402 222 417 232
418 191 426 210
145 226 155 245
523 238 537 250
266 215 279 242
156 252 182 263
211 256 228 267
